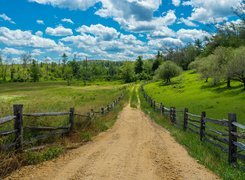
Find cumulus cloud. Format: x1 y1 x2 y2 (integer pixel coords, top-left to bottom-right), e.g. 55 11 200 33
46 25 73 36
76 24 119 40
0 13 15 24
36 19 44 25
185 0 242 23
29 0 99 10
179 17 197 27
0 27 57 48
61 18 74 24
176 29 211 42
172 0 181 7
35 31 43 36
29 0 168 32
1 47 25 55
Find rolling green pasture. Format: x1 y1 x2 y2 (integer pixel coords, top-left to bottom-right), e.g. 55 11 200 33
144 71 245 123
0 81 124 116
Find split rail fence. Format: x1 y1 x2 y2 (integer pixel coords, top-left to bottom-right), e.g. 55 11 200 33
0 91 126 152
141 86 245 167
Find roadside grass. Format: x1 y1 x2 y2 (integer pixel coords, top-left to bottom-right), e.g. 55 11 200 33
144 70 245 123
139 89 244 180
0 81 129 178
130 85 138 108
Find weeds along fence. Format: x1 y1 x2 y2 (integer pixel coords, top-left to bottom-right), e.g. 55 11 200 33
0 89 126 152
141 86 245 167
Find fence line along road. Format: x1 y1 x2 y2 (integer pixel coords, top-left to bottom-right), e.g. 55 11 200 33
0 90 126 152
141 86 245 167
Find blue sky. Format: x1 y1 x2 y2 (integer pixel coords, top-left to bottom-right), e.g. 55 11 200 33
0 0 242 62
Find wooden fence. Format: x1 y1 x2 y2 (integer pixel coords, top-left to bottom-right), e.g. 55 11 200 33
141 86 245 166
0 92 125 152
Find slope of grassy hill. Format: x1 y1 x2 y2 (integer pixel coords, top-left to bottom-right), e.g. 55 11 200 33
144 71 245 123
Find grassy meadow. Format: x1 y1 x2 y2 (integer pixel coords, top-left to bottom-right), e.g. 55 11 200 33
144 70 245 123
0 81 129 177
0 80 124 115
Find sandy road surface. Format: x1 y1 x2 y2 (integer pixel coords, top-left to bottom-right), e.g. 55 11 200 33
7 104 219 180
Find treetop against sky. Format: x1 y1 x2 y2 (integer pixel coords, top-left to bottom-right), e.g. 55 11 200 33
0 0 242 62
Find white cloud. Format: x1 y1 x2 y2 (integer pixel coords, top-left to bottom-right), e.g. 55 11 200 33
31 49 43 56
1 47 25 55
150 27 176 38
61 18 74 24
0 27 57 48
0 13 15 24
186 0 242 23
29 0 99 10
172 0 181 7
95 0 169 32
36 19 44 25
35 31 43 36
29 0 167 32
176 29 211 42
76 24 119 40
46 25 73 36
179 17 197 27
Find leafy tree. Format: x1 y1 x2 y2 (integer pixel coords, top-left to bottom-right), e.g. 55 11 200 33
30 60 40 82
155 61 181 83
120 62 135 83
152 51 163 72
228 46 245 89
134 56 143 74
62 53 68 75
64 66 73 86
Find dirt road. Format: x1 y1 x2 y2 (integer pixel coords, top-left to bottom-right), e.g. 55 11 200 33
7 104 219 180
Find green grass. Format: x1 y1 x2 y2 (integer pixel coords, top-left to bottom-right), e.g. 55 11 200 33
139 89 244 180
130 85 138 108
144 70 245 123
0 82 129 178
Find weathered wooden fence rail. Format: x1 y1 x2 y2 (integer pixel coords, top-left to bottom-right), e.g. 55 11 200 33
0 92 125 152
141 86 245 167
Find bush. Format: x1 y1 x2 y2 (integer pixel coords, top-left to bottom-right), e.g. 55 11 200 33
155 61 182 83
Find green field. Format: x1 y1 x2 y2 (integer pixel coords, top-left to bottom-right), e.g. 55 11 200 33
0 81 129 177
144 71 245 123
0 81 124 116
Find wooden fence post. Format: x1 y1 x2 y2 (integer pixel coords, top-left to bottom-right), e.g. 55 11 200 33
228 113 237 165
183 108 188 131
200 112 206 141
69 107 75 132
160 103 163 115
13 104 23 152
101 107 105 115
173 107 176 124
170 107 173 122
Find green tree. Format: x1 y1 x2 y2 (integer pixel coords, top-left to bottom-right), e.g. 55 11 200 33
62 53 68 75
155 61 181 83
64 66 73 86
120 62 135 83
134 56 143 74
30 60 40 82
152 51 163 72
228 46 245 89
